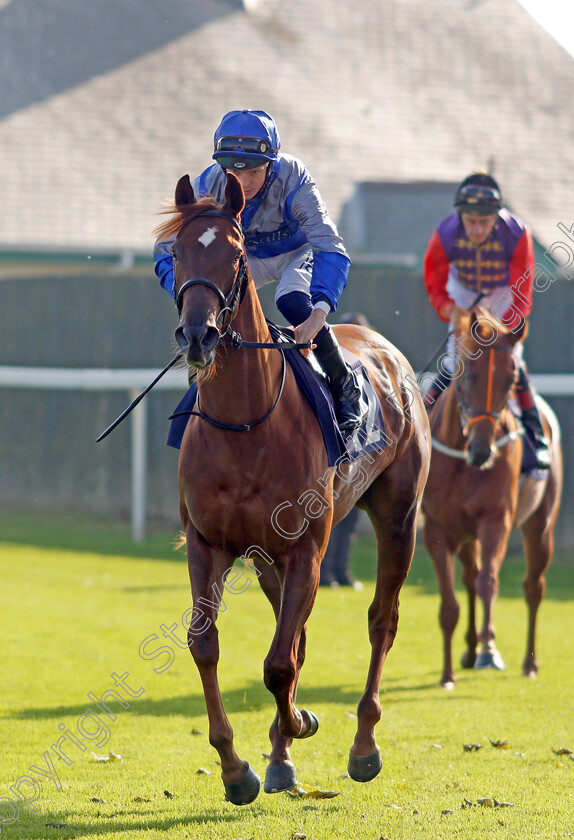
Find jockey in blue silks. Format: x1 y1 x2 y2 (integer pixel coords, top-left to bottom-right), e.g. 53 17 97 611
154 109 363 432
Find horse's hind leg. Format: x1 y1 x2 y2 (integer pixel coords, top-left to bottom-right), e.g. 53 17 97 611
348 468 422 782
423 517 459 688
458 540 479 669
185 526 260 805
520 511 555 677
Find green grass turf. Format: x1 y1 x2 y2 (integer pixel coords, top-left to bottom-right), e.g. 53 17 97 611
1 511 573 839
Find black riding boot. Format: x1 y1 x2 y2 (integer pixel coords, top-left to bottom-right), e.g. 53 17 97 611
521 407 551 471
313 327 363 432
516 368 550 471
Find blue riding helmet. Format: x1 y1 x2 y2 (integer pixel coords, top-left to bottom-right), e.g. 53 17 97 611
213 109 281 170
454 173 502 216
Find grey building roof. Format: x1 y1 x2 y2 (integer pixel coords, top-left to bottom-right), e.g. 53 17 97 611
0 0 573 257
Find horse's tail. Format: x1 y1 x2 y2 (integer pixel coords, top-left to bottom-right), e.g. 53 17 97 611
173 532 186 551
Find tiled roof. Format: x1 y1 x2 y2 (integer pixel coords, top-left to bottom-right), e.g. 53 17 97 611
1 0 572 254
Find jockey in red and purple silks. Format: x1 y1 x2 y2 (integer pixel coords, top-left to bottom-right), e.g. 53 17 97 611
423 172 550 473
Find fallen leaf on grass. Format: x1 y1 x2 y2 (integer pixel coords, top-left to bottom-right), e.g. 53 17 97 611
463 798 514 808
44 824 66 829
302 805 319 811
196 768 212 775
463 743 483 752
292 832 307 839
90 797 105 803
552 747 573 755
261 752 271 760
489 739 511 749
91 751 123 762
132 796 152 802
164 790 174 799
191 728 203 735
442 809 454 815
286 783 340 799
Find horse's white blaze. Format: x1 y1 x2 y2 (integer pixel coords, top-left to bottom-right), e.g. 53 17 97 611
198 226 218 248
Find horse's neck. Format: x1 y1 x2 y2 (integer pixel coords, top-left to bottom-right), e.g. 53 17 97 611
197 280 282 423
433 384 465 446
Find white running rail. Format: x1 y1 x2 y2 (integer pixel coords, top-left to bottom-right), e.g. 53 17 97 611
0 367 571 541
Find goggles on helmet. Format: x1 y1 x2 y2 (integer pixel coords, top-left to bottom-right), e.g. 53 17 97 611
454 184 501 215
215 136 277 155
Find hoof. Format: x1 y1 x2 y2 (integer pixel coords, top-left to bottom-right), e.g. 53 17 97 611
348 747 382 782
264 762 297 793
441 680 456 691
298 709 319 739
224 764 261 805
474 650 505 670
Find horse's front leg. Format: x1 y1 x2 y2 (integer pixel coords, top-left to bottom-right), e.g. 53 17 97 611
250 559 305 793
424 516 460 688
458 540 479 669
185 526 260 805
262 542 321 786
474 515 511 671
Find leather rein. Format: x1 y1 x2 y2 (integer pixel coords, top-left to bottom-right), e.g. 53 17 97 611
173 208 311 432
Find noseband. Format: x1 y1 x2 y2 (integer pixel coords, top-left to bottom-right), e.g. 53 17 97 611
174 209 248 336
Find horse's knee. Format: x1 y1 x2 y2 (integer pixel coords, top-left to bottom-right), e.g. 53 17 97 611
439 600 460 634
189 624 219 669
264 656 296 696
475 570 498 601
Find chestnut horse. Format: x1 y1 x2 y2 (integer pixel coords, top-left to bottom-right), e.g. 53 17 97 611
155 172 430 804
422 311 562 689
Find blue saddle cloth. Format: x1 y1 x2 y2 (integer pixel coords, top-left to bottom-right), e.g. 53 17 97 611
167 322 388 466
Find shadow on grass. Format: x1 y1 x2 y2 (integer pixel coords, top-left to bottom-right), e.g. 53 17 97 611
5 675 441 723
17 804 270 839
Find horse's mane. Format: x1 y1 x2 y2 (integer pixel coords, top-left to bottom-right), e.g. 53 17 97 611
154 194 222 240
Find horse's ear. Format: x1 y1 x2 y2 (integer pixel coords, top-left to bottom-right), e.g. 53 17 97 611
223 172 246 218
175 175 196 208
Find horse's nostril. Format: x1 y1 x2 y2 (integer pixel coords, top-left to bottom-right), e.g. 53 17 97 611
175 326 188 352
203 326 220 353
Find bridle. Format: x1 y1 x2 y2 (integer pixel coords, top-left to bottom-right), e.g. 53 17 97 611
431 342 523 462
97 208 310 442
174 209 249 338
172 208 311 432
455 343 516 435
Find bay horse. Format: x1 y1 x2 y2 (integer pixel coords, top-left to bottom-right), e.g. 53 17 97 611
422 310 562 689
155 172 430 804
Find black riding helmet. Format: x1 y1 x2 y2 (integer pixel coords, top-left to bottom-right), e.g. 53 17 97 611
454 173 502 216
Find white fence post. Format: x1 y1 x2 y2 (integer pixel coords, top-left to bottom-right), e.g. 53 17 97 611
130 394 148 542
